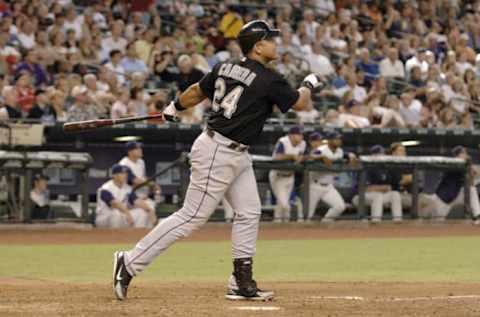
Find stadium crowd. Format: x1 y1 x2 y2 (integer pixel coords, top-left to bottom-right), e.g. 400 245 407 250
0 0 479 129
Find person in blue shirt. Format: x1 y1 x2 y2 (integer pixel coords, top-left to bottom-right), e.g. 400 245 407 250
121 42 148 77
356 48 379 85
14 50 50 87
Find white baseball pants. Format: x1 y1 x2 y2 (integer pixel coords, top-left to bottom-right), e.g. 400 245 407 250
354 191 402 221
269 172 294 221
425 186 480 219
95 208 151 228
308 183 346 220
124 131 261 276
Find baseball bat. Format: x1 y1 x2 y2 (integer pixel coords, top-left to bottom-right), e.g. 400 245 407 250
63 113 179 133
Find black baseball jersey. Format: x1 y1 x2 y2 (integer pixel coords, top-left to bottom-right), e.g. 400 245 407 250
198 58 300 145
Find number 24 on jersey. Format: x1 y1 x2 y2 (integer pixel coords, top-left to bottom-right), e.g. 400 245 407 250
212 78 244 119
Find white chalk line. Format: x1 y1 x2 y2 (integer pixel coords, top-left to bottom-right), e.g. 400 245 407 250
309 295 480 302
230 306 283 311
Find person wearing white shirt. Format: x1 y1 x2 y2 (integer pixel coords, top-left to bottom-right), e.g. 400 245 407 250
379 47 405 79
95 164 156 228
307 42 334 76
105 49 126 86
307 131 353 222
101 22 127 62
119 141 158 214
17 20 36 50
269 126 306 222
338 100 371 128
303 9 319 40
399 90 423 126
63 7 83 39
341 73 367 103
405 50 429 79
314 0 336 17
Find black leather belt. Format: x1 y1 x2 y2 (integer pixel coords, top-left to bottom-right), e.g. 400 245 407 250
206 129 249 152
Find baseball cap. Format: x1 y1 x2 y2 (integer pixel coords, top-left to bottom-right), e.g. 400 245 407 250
309 132 322 141
452 145 466 157
33 174 49 181
369 145 385 155
288 126 303 135
324 131 342 140
111 164 129 175
125 141 142 152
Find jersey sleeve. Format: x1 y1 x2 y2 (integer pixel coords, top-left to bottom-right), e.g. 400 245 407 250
267 73 300 113
100 189 114 207
273 142 285 155
198 63 220 99
127 191 138 207
125 166 135 185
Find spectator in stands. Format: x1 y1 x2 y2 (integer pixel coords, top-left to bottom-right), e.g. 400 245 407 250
399 89 423 127
409 66 426 88
176 54 204 92
66 85 98 122
105 49 126 86
49 89 66 122
111 89 130 119
121 42 148 77
344 72 367 103
30 174 51 220
356 48 379 84
0 86 21 120
277 52 302 87
14 72 35 115
307 41 334 77
302 9 319 41
420 146 480 224
338 99 371 128
17 19 35 50
405 49 429 80
28 89 54 123
128 87 148 116
15 50 49 87
101 20 127 62
95 164 156 228
353 145 403 223
379 47 405 79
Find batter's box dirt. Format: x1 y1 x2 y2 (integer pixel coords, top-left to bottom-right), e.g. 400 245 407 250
2 280 480 317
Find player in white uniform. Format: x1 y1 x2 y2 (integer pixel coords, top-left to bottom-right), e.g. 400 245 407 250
269 126 306 222
307 131 355 222
119 141 157 210
95 164 157 228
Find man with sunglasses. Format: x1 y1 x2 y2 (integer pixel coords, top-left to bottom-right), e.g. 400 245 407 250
113 20 325 302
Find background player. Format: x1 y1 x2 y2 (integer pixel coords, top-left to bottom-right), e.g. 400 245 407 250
96 164 157 228
307 131 356 222
113 20 325 301
421 146 480 223
269 126 306 222
119 141 158 210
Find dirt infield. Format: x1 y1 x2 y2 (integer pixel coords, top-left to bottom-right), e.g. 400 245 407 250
1 221 480 244
2 279 480 317
3 222 480 316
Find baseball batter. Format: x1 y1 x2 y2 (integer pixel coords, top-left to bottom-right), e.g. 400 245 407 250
269 126 306 222
113 20 325 301
95 164 157 228
307 131 354 222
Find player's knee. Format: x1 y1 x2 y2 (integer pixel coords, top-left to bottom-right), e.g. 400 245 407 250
336 201 346 213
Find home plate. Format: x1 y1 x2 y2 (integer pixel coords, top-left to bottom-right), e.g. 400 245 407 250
230 306 282 311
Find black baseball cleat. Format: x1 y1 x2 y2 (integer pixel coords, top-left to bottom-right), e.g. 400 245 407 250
225 286 275 301
225 258 274 301
113 251 133 300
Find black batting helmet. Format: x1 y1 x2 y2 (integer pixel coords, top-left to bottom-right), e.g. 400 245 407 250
237 20 280 55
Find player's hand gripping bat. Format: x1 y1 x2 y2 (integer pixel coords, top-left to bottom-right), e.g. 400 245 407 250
63 113 179 133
